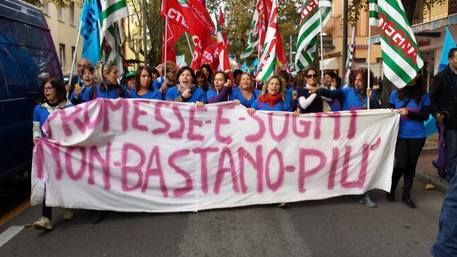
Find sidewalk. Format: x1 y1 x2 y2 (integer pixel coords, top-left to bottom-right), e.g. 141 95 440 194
416 148 448 193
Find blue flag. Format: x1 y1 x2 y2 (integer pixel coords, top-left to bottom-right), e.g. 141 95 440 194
439 27 456 71
241 61 248 72
80 0 101 66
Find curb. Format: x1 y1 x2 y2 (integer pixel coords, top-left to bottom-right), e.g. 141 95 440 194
416 169 448 194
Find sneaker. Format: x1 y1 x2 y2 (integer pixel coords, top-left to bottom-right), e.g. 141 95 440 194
277 203 287 208
360 194 377 208
32 217 52 230
63 209 74 220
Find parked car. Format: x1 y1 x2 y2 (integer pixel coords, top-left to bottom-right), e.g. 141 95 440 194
0 0 62 181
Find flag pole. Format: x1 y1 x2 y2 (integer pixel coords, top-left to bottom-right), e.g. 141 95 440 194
185 32 194 59
68 4 84 90
367 17 372 109
319 2 324 79
163 12 168 80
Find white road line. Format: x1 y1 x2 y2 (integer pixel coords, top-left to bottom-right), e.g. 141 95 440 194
0 226 24 248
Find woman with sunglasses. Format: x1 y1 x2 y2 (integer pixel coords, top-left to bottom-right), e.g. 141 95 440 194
207 71 232 103
294 67 324 113
79 61 129 102
129 66 163 100
309 69 381 207
32 78 73 230
165 66 207 106
230 73 260 108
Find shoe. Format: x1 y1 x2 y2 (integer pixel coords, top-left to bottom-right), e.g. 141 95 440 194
277 203 287 208
402 195 416 208
432 159 440 169
32 217 53 230
386 192 395 202
360 194 377 208
63 209 74 220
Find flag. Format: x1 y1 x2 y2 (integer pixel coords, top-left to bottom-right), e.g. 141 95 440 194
80 0 101 65
100 0 128 72
160 0 187 63
378 0 423 88
216 10 230 72
344 27 356 86
439 27 457 71
176 55 187 68
295 0 332 71
369 0 378 26
256 0 278 81
240 0 270 59
241 61 249 72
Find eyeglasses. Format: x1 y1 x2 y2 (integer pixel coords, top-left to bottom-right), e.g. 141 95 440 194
306 74 318 78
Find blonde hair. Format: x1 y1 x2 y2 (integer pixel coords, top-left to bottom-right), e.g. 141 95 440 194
94 61 117 83
261 76 285 99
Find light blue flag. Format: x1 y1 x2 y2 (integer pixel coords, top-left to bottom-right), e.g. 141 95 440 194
80 0 101 66
439 27 456 71
247 58 258 74
241 61 248 72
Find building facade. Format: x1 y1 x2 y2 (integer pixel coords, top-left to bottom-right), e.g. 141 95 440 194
42 0 83 76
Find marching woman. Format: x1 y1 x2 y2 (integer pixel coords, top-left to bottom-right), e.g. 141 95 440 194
249 75 292 112
70 65 96 105
32 78 73 230
309 69 381 207
294 67 325 114
387 74 430 208
195 70 210 92
79 61 129 102
129 66 163 100
230 72 260 108
207 71 232 103
164 66 207 106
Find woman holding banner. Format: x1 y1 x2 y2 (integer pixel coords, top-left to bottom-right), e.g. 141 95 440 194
294 67 324 113
387 74 430 208
230 73 260 108
128 66 162 100
32 78 73 230
309 69 381 207
207 71 232 103
79 61 129 102
165 66 207 106
249 76 291 112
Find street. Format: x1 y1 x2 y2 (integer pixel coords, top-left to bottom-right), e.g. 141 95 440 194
0 178 443 257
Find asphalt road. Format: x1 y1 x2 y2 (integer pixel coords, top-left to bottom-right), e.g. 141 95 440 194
0 179 443 257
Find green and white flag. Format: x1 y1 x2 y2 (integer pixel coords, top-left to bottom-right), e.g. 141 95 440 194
378 0 423 88
369 0 378 26
241 8 260 59
295 0 332 71
100 0 128 70
256 0 278 82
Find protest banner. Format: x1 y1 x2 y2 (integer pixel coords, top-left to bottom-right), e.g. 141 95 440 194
31 99 399 212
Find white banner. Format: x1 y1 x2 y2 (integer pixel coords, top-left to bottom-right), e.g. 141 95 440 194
31 99 400 212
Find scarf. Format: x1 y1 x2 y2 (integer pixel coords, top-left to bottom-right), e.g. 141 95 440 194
259 93 283 107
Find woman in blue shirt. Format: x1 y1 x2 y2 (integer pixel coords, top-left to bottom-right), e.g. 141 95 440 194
207 71 232 103
70 65 96 105
387 74 430 208
32 78 72 231
230 73 260 108
129 66 163 100
79 61 129 102
164 66 206 106
249 76 290 112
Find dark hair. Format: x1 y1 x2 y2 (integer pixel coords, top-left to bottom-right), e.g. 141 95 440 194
350 68 374 90
448 47 457 59
278 70 290 83
176 66 196 84
40 77 67 104
324 70 337 79
233 69 243 79
397 74 426 104
304 67 319 77
151 68 160 79
81 65 95 75
135 66 154 92
200 64 213 80
212 71 228 88
294 71 306 88
195 70 209 91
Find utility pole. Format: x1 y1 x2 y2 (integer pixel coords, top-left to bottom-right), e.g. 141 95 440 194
342 0 348 77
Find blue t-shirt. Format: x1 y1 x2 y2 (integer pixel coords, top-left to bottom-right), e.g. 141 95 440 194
340 87 380 110
129 89 162 100
284 86 294 112
389 89 430 138
251 98 288 111
164 86 207 103
79 84 129 102
229 88 260 108
33 102 72 137
152 77 165 91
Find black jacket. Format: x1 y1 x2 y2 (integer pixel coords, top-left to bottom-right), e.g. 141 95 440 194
293 87 323 113
430 66 457 130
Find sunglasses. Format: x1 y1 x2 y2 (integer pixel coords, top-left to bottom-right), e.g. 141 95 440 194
306 74 318 78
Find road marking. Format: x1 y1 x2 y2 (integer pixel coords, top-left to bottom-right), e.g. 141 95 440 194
0 200 31 226
0 226 23 248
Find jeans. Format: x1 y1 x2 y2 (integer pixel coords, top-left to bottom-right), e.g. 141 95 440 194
432 175 457 257
445 129 457 182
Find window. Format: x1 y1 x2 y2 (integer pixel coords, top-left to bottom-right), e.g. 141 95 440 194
57 7 64 22
69 2 75 26
59 43 66 70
